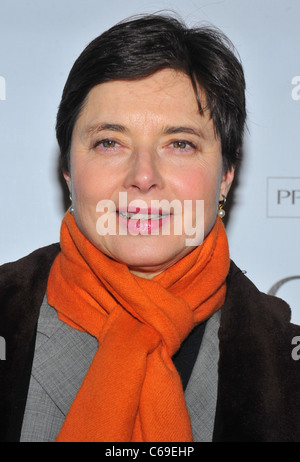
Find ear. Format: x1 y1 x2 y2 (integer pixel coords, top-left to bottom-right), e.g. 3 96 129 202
63 171 72 194
219 167 235 200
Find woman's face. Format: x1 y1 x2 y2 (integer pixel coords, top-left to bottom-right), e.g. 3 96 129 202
65 69 234 277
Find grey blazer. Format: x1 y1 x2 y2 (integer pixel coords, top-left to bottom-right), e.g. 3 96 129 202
20 296 220 442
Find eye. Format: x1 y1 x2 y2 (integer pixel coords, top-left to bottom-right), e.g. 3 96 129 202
171 140 196 151
94 139 117 149
173 141 188 149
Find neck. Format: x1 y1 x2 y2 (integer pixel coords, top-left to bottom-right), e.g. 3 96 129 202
129 269 162 279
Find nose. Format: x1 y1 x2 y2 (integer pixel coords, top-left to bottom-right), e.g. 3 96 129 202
123 148 164 193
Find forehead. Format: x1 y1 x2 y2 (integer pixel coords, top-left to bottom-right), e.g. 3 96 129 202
74 69 212 135
90 68 198 98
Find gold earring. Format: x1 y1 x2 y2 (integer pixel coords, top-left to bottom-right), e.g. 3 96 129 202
218 195 226 219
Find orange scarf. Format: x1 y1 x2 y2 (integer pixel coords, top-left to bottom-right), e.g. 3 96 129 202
47 212 230 442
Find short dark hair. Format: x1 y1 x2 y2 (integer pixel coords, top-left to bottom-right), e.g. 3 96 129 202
56 14 246 173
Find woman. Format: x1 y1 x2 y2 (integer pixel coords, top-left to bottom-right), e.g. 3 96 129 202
1 14 300 443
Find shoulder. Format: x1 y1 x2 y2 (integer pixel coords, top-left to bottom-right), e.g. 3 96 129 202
0 244 60 333
220 260 300 373
224 260 294 329
0 243 60 284
0 244 60 300
221 260 300 354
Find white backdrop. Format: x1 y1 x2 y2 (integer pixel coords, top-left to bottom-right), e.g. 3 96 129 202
1 0 299 322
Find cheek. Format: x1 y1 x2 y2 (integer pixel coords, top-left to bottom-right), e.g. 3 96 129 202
72 162 116 205
176 167 221 204
178 166 222 238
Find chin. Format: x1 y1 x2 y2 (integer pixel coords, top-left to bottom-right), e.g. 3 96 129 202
106 236 193 274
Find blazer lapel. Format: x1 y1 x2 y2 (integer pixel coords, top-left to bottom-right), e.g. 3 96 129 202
26 296 98 418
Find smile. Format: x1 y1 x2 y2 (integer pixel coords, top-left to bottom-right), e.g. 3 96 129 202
117 208 171 234
118 211 170 221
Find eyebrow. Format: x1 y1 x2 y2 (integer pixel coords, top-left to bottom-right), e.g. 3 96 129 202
163 126 205 138
84 123 129 137
83 122 205 139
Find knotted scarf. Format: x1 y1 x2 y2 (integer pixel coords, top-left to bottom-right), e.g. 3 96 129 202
47 212 230 442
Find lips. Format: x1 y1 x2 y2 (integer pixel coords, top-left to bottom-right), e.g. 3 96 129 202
118 209 170 221
117 207 171 234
